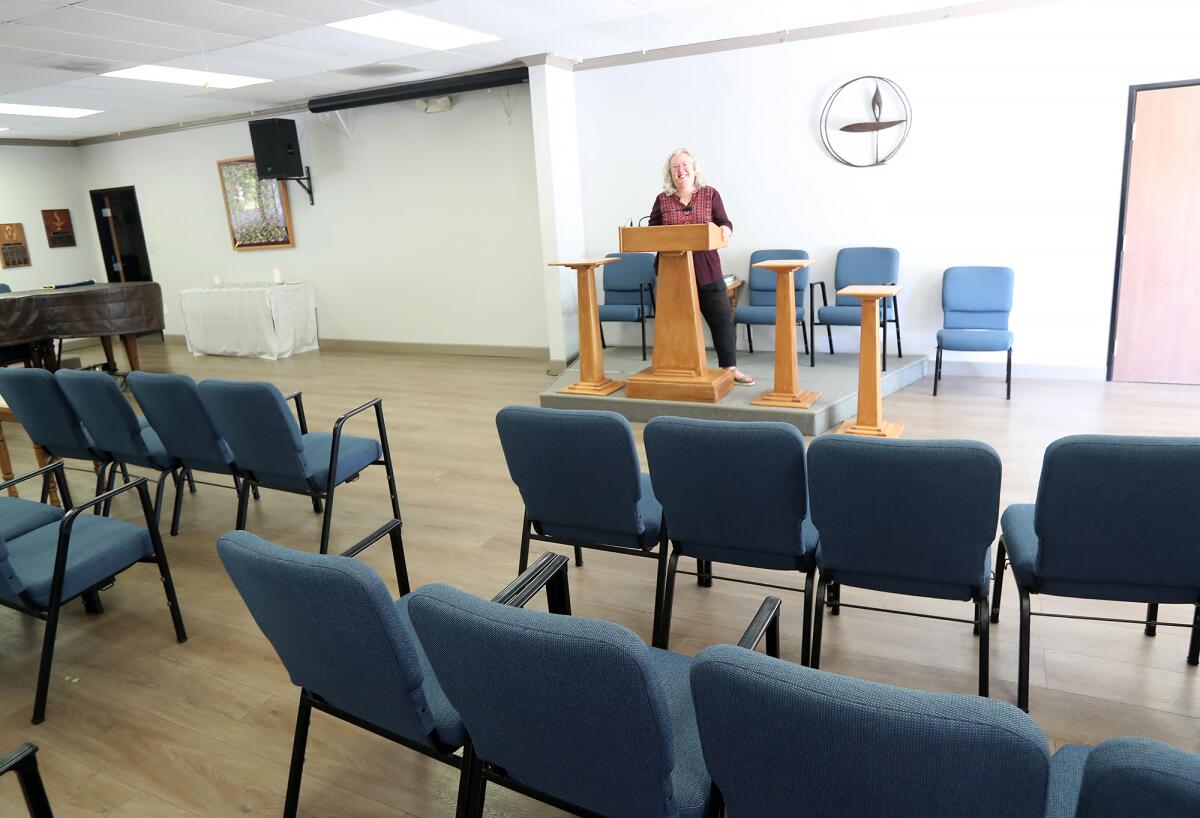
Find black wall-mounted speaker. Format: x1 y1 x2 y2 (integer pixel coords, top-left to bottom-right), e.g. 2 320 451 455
249 118 303 179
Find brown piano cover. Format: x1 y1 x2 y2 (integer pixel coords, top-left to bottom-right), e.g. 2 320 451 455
0 282 164 345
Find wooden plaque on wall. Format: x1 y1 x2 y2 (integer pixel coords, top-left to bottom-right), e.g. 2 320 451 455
41 209 76 248
0 223 31 269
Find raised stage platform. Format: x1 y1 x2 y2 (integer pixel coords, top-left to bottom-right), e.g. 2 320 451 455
540 347 927 436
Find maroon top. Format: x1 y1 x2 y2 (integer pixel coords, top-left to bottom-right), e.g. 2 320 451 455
648 186 732 286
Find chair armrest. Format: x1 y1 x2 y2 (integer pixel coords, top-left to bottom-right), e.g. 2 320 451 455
0 742 37 776
324 397 386 491
737 596 782 658
0 742 52 817
0 460 66 496
492 552 571 614
284 390 309 435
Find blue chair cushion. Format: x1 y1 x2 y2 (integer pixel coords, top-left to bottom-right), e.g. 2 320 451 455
687 517 817 571
393 595 467 749
3 516 152 606
938 328 1013 352
1072 737 1200 818
1047 744 1090 818
818 302 895 325
541 472 662 550
0 497 65 540
735 305 803 326
598 304 645 322
822 546 992 602
647 647 712 818
252 432 382 492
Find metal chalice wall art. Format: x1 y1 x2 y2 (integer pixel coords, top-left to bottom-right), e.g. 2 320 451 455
821 76 912 167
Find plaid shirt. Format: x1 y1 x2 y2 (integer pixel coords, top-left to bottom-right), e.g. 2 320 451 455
648 186 732 286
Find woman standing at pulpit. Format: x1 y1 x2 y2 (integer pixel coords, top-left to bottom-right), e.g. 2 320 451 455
649 148 753 385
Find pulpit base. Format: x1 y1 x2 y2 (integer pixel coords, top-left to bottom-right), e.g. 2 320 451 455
558 378 625 397
834 418 905 438
752 389 821 409
625 368 734 403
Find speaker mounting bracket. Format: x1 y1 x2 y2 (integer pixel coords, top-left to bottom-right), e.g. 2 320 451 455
286 166 314 205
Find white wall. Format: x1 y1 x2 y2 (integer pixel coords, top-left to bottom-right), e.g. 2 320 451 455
575 0 1200 379
75 86 548 349
0 146 102 290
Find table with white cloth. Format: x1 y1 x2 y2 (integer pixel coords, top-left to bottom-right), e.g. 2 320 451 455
179 283 318 360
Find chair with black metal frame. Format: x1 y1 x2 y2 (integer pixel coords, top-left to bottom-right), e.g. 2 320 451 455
809 246 902 370
495 405 666 638
1049 736 1200 818
806 435 1002 697
1 743 54 818
0 461 186 723
407 551 782 818
934 266 1015 400
643 415 817 663
198 379 403 555
216 526 444 818
735 249 811 355
991 435 1200 712
597 252 657 361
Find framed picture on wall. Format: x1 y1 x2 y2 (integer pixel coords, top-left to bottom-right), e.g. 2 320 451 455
216 156 295 251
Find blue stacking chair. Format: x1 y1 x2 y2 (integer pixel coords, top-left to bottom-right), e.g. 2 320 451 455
55 369 186 534
598 252 656 360
495 406 664 634
992 435 1200 711
0 461 186 723
734 249 811 355
217 530 458 818
934 266 1015 399
1049 737 1200 818
408 553 780 818
811 246 902 369
0 497 64 541
690 645 1053 818
198 380 403 555
0 367 117 505
644 416 817 662
807 435 1001 696
0 743 53 817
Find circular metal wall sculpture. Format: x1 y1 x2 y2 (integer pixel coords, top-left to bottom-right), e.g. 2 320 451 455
820 76 912 167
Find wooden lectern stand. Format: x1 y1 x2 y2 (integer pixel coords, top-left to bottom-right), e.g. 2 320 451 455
550 258 624 396
618 224 734 402
750 259 820 409
834 285 904 438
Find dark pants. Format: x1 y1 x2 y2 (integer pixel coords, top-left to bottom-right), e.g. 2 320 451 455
697 281 737 369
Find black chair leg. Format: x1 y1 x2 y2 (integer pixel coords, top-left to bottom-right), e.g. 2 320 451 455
828 581 840 616
746 325 754 354
599 322 606 350
310 495 322 514
991 540 1007 623
697 558 713 588
283 693 312 818
881 309 888 372
170 468 185 536
811 573 828 669
1006 347 1013 400
892 296 903 358
974 600 981 636
235 474 251 530
933 345 943 396
252 482 260 501
799 320 809 355
457 740 487 818
574 545 584 567
375 422 409 594
801 567 814 666
978 596 990 697
137 482 187 644
1018 587 1032 712
31 605 61 724
318 486 335 555
825 325 834 354
640 318 647 361
1145 603 1159 637
91 462 108 514
518 517 532 573
651 538 669 647
81 588 104 615
151 469 171 530
1189 603 1200 666
186 468 196 493
102 462 118 517
654 549 682 650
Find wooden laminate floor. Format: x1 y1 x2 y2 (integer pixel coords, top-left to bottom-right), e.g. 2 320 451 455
1 342 1198 817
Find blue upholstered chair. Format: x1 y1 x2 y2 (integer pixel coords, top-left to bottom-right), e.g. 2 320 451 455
734 249 810 355
992 435 1200 711
0 367 116 505
690 645 1052 818
811 246 902 369
55 369 186 534
807 435 1001 696
934 266 1015 399
0 743 53 818
0 461 186 723
198 380 401 555
598 252 656 360
495 405 664 634
1049 737 1200 818
217 530 457 818
644 416 817 662
0 497 64 541
0 283 34 369
407 555 779 818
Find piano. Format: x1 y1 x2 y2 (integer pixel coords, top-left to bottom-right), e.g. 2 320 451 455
0 281 164 372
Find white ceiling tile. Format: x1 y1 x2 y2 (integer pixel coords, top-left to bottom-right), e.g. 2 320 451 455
17 7 247 51
508 25 626 61
393 47 484 73
64 74 205 101
264 25 430 61
448 37 539 64
0 21 186 62
499 0 646 28
406 0 555 39
658 1 786 41
0 81 153 109
0 63 91 93
78 0 310 40
197 78 329 104
161 41 364 80
287 69 382 92
218 0 388 25
0 1 53 23
0 42 51 64
585 12 691 51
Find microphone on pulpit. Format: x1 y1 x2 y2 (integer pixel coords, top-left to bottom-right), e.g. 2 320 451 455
628 214 656 226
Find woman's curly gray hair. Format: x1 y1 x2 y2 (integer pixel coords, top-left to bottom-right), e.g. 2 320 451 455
662 148 704 194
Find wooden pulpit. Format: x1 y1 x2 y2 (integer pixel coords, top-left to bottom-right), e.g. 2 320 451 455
618 224 734 402
550 258 624 396
834 285 904 438
749 259 820 409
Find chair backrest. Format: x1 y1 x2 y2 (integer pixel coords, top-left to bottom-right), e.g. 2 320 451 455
0 529 27 600
690 645 1050 818
942 266 1014 330
645 417 809 566
407 583 683 818
1075 737 1200 818
1033 435 1200 588
748 249 810 309
602 252 656 306
496 405 649 540
0 368 102 461
198 380 309 483
216 530 441 744
0 284 10 294
55 370 164 468
833 247 900 306
808 436 1001 593
127 372 233 474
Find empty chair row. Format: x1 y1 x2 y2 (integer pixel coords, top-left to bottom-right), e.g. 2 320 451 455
497 405 1200 711
220 530 1200 818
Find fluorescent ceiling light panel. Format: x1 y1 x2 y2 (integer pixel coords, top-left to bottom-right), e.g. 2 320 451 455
102 65 270 89
0 128 8 132
327 10 500 50
0 103 100 118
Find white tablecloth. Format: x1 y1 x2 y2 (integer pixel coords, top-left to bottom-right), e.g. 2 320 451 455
179 283 319 360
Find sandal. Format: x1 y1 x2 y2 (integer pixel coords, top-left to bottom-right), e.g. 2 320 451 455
731 370 755 386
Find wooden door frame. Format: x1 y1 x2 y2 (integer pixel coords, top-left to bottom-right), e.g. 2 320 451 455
1106 77 1200 380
